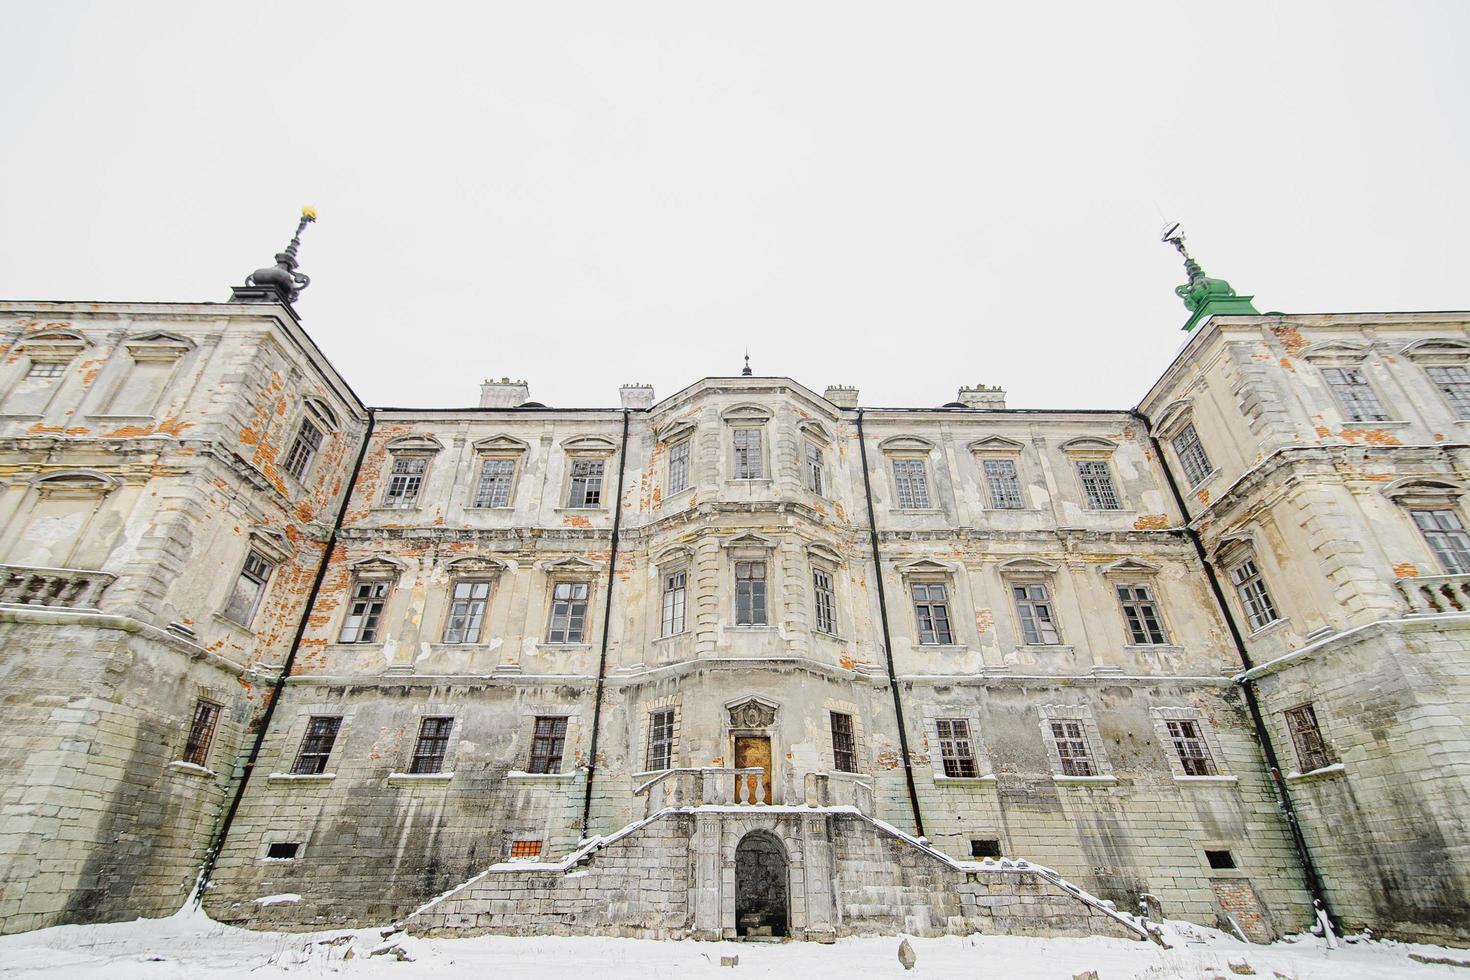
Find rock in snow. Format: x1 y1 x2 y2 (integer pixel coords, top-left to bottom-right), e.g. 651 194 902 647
897 937 916 970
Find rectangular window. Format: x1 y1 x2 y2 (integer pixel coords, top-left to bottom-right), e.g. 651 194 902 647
26 361 65 380
528 716 568 774
646 708 675 771
661 571 687 637
266 842 300 860
547 581 590 643
1427 365 1470 419
5 360 68 414
410 716 453 774
936 717 978 777
733 428 763 479
1172 423 1213 487
182 698 222 767
911 582 954 645
339 580 390 642
284 419 323 481
830 711 857 772
383 456 426 508
1165 719 1217 776
667 440 691 495
805 443 824 495
812 568 836 634
983 458 1024 509
1076 460 1121 510
1050 720 1095 777
892 459 931 509
970 839 1002 859
1116 583 1168 645
222 550 273 627
1228 558 1279 631
1322 366 1390 421
510 839 543 859
1205 849 1236 870
566 459 605 508
473 458 516 508
1013 583 1061 644
735 561 768 625
443 580 492 644
1284 703 1334 773
1412 509 1470 574
291 716 343 775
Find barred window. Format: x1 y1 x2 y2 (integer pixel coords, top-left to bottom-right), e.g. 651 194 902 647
1116 583 1168 645
892 459 931 509
646 708 675 771
1284 703 1334 773
410 716 453 774
528 716 568 774
283 419 322 481
735 561 768 625
567 459 605 507
182 698 222 767
443 580 491 643
830 711 856 772
222 550 273 626
911 582 954 645
1228 558 1279 631
667 440 691 494
1076 460 1121 510
509 839 543 859
1427 365 1470 419
982 458 1024 509
339 580 390 642
661 570 687 636
1165 719 1217 776
1171 423 1213 487
1412 509 1470 574
547 581 590 643
473 458 516 508
383 456 426 508
805 443 824 495
935 717 978 778
291 716 342 775
1013 583 1062 644
1322 366 1390 421
733 428 763 480
1050 720 1095 777
812 568 836 634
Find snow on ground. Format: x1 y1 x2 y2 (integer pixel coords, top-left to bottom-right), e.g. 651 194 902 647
0 904 1462 979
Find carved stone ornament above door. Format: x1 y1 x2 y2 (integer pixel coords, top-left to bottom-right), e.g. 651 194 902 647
728 698 777 729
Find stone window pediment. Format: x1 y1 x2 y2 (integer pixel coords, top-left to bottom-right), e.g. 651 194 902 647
968 435 1025 457
303 397 339 433
797 419 833 446
656 417 697 444
560 434 619 456
446 556 505 577
1300 341 1371 365
1150 400 1196 438
1097 557 1160 577
997 556 1059 578
384 434 444 456
724 532 777 556
896 557 953 579
1382 477 1469 507
878 435 935 456
1058 436 1118 458
248 528 294 564
655 545 694 567
726 696 778 730
543 556 601 577
1402 338 1470 365
720 404 772 425
806 542 843 566
473 433 530 456
31 469 118 497
350 556 403 580
121 331 195 361
1210 529 1259 565
17 329 89 363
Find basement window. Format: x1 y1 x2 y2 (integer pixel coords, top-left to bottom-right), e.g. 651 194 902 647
266 842 300 861
970 839 1002 859
510 839 543 859
1205 849 1236 870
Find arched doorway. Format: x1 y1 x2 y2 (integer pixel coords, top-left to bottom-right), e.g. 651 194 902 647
735 831 789 938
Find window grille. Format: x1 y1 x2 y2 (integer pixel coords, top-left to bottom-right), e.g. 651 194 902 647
567 459 605 507
1013 583 1061 644
1412 509 1470 574
1076 460 1121 510
510 840 543 858
1116 583 1168 644
667 440 691 494
936 717 978 777
661 571 687 636
1322 366 1390 421
735 561 768 625
410 717 453 774
732 428 763 479
284 419 322 481
1427 365 1470 419
222 550 273 626
1228 558 1279 631
443 580 491 643
383 456 426 508
25 361 64 380
983 458 1024 509
291 716 342 775
182 698 222 767
1172 423 1213 487
1284 703 1334 773
812 568 836 634
646 708 675 771
1165 719 1217 776
1050 720 1095 776
528 716 568 774
830 711 856 772
911 582 954 644
892 459 931 508
339 580 390 642
547 581 590 643
473 458 516 507
805 443 824 495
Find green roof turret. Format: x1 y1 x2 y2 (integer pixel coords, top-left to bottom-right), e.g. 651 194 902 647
1161 223 1259 332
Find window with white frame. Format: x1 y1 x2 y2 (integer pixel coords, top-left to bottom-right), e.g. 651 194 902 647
1076 460 1122 510
661 570 687 636
473 458 517 508
812 567 836 634
547 581 590 643
982 458 1025 509
443 579 492 643
892 458 931 509
1013 582 1062 644
339 578 391 643
383 455 427 508
911 582 954 645
805 443 824 495
1228 557 1279 631
935 718 978 777
1426 365 1470 419
732 427 763 480
646 708 675 771
735 560 768 625
1116 583 1168 645
1048 719 1096 777
1322 366 1390 422
830 711 857 772
1171 422 1213 487
284 417 323 482
222 550 273 626
1412 509 1470 574
667 440 691 495
566 459 605 508
1164 718 1218 776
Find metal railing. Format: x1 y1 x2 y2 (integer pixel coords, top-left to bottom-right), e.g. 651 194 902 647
1396 574 1470 615
0 563 115 610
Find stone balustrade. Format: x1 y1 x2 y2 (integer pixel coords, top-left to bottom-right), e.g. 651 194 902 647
1396 574 1470 615
633 767 768 817
802 770 876 811
0 563 115 610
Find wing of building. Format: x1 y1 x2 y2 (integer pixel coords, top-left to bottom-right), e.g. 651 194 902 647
0 228 1466 946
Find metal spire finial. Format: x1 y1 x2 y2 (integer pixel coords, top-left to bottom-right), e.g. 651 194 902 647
242 207 318 306
741 350 752 377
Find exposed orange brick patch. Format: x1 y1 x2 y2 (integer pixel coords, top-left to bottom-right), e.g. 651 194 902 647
1435 433 1446 442
839 654 859 670
27 422 89 436
1364 473 1391 482
1272 324 1307 357
1133 514 1171 530
1337 428 1403 446
975 608 994 635
1393 562 1420 578
1197 488 1211 505
1280 357 1295 372
1315 426 1332 440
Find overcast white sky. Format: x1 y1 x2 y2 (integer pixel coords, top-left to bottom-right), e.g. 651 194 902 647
1 2 1466 410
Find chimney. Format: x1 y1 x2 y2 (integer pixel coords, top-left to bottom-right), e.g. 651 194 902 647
824 385 859 409
479 377 530 408
957 384 1006 410
620 383 654 410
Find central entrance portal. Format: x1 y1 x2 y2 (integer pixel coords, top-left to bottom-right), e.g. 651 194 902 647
734 831 789 938
734 735 773 804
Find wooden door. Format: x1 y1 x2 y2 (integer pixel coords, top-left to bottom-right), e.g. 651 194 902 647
734 735 773 804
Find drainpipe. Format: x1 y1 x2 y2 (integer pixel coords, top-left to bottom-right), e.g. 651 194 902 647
855 409 926 838
580 409 631 837
1131 409 1334 925
197 408 377 895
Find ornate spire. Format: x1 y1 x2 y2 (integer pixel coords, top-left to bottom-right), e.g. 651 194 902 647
741 351 752 377
1160 222 1258 332
231 207 318 307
